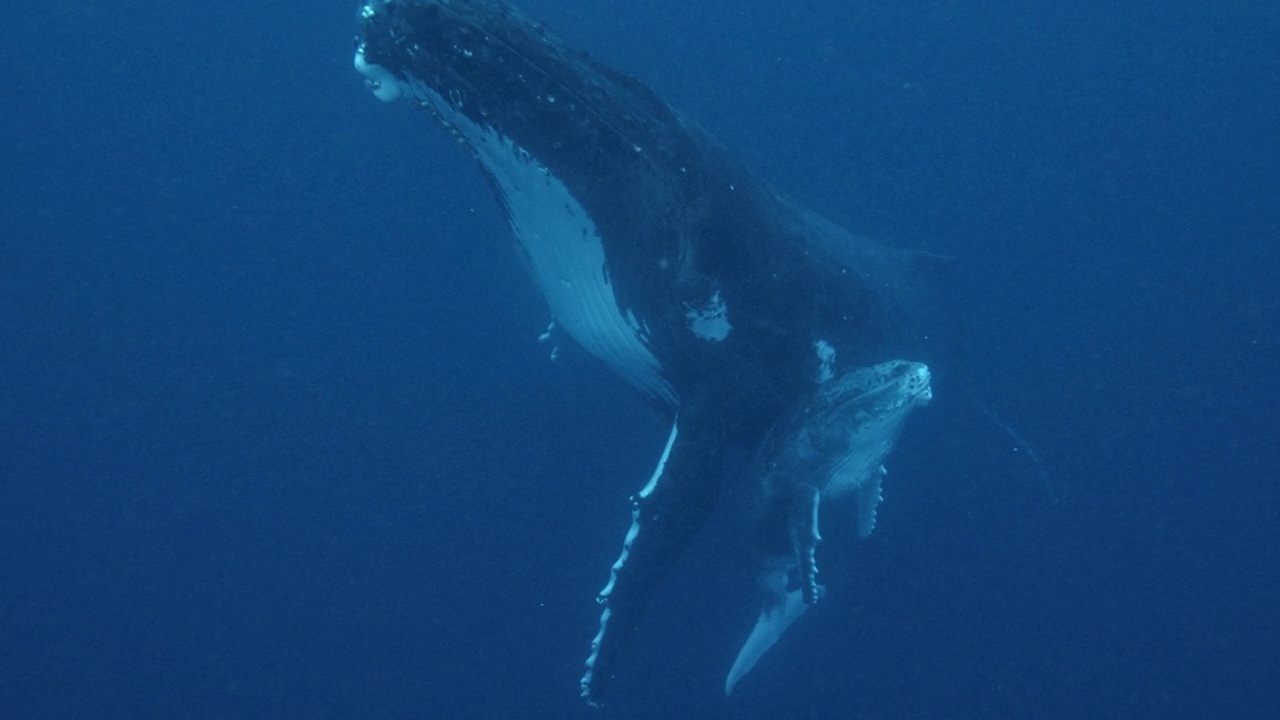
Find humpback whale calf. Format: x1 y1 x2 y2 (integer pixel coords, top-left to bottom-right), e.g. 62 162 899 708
354 0 936 704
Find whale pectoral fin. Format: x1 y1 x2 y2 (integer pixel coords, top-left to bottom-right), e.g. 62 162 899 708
856 465 886 538
789 483 823 604
726 566 827 696
581 408 729 706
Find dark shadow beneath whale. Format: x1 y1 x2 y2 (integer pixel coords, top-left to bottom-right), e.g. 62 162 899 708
354 0 938 705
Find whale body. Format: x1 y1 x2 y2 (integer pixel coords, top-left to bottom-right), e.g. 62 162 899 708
353 0 936 703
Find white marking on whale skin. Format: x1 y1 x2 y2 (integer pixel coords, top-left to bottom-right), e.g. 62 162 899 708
685 291 732 341
354 48 677 406
623 308 654 344
814 339 836 383
354 45 405 102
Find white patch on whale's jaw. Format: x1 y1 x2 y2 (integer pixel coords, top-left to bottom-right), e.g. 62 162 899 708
354 46 404 102
354 47 677 406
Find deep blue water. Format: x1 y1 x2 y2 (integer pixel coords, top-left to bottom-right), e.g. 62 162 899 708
3 1 1277 718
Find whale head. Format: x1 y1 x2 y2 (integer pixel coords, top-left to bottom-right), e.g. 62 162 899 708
354 0 675 186
354 0 688 405
770 360 931 497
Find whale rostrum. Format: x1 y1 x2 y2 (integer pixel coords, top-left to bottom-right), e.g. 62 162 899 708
354 0 935 704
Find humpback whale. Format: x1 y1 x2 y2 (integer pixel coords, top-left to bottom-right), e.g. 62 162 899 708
354 0 935 704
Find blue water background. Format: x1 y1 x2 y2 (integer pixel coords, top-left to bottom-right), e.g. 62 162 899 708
3 0 1277 717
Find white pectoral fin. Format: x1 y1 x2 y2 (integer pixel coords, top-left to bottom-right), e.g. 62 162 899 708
725 569 827 696
856 465 886 538
790 484 823 604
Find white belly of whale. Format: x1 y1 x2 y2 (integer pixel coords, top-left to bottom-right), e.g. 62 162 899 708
355 49 676 406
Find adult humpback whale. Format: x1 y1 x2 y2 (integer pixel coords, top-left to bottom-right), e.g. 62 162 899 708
354 0 935 704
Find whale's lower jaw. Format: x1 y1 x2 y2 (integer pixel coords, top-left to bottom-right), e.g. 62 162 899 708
355 46 676 405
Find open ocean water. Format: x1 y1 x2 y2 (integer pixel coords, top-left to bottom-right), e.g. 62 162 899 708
3 1 1277 718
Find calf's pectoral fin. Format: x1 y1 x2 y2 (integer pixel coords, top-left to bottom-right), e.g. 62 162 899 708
856 466 886 538
789 483 823 604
